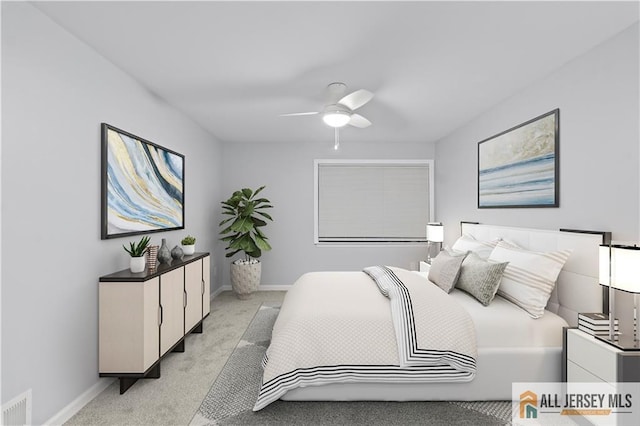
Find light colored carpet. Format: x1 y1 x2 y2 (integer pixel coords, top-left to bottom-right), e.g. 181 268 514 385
191 305 513 426
65 291 286 426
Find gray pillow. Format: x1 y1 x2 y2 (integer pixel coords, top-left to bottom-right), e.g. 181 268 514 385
456 252 509 306
428 250 468 293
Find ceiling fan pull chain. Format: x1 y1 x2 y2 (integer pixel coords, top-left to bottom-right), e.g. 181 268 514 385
334 128 340 150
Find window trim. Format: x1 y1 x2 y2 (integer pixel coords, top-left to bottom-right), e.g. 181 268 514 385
313 159 435 245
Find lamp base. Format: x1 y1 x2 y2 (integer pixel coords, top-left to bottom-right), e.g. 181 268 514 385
595 334 640 351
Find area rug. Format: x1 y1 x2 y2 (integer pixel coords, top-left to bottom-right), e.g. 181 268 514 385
191 304 513 425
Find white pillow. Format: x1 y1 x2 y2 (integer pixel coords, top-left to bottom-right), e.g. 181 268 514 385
451 234 500 259
489 241 572 319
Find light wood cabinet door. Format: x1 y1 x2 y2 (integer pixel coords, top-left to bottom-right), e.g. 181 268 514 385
202 255 211 316
99 278 160 373
184 260 203 332
160 268 185 356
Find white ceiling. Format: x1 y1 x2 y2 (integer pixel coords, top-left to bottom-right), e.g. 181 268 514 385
33 1 638 145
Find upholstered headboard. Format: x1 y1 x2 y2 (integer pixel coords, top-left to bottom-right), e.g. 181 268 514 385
460 223 610 327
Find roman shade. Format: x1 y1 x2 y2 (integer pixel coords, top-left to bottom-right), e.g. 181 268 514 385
315 160 433 243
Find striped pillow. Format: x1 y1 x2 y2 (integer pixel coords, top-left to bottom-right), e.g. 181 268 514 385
451 234 500 259
489 241 572 318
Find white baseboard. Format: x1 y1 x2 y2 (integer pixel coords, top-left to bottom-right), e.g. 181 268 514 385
258 285 291 291
210 285 225 299
44 378 115 426
213 284 291 297
258 284 291 291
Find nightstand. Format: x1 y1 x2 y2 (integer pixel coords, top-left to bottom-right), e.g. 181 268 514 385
564 328 640 384
419 261 431 273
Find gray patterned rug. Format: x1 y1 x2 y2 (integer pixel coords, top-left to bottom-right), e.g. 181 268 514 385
191 305 513 425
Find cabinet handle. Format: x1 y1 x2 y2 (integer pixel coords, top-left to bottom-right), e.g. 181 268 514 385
201 279 205 295
159 305 163 326
184 290 187 308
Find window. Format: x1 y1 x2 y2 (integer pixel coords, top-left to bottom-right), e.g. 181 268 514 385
314 160 434 244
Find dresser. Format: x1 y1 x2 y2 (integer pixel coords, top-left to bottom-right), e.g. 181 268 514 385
99 252 211 393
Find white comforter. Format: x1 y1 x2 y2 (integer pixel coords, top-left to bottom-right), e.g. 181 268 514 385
253 267 477 410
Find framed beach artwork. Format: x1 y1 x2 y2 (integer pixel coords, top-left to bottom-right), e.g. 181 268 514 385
478 109 559 208
101 123 185 239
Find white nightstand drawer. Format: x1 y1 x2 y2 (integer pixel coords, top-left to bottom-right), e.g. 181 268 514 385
567 329 618 383
567 360 607 384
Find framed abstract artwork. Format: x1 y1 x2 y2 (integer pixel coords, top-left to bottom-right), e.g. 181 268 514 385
101 123 184 239
478 109 559 208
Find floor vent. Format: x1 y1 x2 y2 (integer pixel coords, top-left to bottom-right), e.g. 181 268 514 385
2 389 32 426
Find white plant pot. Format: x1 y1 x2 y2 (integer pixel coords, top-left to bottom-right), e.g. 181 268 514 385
182 244 195 255
130 256 146 273
230 261 261 299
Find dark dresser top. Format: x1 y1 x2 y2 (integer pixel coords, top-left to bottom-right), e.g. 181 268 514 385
100 252 210 282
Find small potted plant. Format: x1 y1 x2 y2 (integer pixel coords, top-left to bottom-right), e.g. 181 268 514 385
220 186 273 299
123 236 150 273
181 235 196 255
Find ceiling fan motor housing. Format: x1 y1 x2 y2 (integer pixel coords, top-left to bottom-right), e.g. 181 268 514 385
326 82 348 101
324 103 351 115
323 103 351 127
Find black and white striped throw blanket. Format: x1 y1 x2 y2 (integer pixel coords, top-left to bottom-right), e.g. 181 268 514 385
253 267 477 411
363 266 477 371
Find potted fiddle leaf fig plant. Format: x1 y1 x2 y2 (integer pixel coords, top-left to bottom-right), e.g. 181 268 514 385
220 186 273 299
123 236 150 273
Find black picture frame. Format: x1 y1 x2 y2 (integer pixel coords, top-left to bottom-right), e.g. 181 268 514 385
477 109 559 208
101 123 185 239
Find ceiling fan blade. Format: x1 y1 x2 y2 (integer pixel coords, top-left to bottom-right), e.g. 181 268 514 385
279 111 320 117
338 89 374 111
348 114 371 128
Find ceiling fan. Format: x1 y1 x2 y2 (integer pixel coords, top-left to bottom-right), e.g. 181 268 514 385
280 82 374 149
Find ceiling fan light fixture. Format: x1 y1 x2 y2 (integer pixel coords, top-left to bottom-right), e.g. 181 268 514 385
323 111 351 128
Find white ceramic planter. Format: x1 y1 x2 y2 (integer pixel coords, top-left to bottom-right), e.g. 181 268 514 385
182 244 195 255
230 261 261 299
130 256 146 273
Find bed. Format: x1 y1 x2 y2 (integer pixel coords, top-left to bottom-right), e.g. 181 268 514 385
254 223 609 410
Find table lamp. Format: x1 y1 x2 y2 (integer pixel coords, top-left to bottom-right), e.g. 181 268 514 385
426 222 444 263
598 244 640 350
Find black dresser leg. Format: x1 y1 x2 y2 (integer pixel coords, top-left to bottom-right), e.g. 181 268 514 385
172 339 185 353
147 362 161 379
119 378 138 394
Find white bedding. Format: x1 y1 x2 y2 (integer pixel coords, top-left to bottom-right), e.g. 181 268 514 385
413 270 568 347
450 289 568 347
279 271 568 404
254 267 478 410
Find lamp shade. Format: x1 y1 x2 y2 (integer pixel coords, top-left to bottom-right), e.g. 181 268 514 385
599 244 640 294
323 111 351 128
426 222 444 243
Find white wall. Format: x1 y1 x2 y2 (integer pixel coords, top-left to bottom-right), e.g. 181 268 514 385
221 140 435 287
435 23 639 246
1 3 222 424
